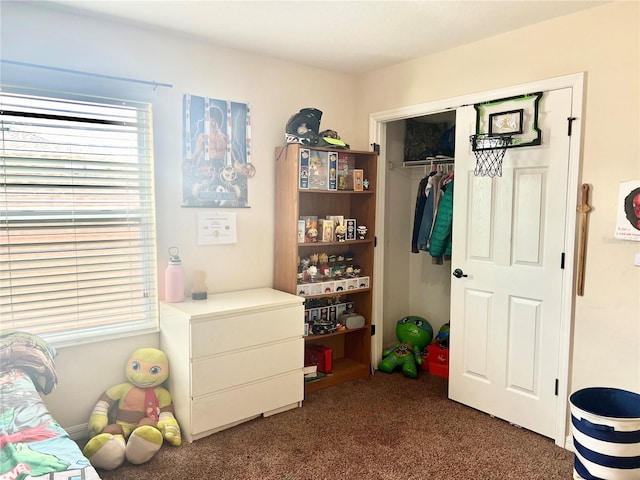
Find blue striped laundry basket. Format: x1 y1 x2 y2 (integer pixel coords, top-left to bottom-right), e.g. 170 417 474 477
570 387 640 480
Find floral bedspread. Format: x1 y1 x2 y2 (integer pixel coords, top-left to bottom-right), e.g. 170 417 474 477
0 331 101 480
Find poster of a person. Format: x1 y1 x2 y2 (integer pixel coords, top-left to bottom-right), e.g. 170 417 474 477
614 180 640 241
182 95 251 208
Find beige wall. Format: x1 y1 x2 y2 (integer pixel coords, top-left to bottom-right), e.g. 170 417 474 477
356 1 640 395
1 1 359 431
1 1 638 437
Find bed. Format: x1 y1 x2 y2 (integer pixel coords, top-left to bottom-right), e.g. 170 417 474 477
1 330 101 480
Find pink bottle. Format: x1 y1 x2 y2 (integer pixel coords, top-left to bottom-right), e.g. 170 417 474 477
165 247 185 303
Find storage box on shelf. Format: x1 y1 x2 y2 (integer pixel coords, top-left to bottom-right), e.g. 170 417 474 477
274 144 377 393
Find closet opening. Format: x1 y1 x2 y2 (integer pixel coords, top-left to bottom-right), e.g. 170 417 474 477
381 109 456 355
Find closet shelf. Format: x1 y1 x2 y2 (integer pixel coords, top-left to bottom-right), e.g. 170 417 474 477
403 156 454 168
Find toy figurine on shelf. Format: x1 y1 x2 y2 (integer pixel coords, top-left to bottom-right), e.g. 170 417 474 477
357 225 368 239
297 266 304 282
300 257 310 281
335 222 347 242
305 225 318 242
308 265 318 282
319 262 331 278
363 179 370 190
318 253 330 279
345 252 354 263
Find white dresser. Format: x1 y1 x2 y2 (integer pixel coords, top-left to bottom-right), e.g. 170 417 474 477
159 287 304 443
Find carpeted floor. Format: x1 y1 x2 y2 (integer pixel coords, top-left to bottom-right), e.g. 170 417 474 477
93 372 574 479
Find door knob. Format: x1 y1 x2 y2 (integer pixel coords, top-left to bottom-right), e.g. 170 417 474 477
452 268 468 278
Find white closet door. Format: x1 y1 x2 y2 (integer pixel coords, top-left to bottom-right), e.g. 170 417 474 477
448 88 572 439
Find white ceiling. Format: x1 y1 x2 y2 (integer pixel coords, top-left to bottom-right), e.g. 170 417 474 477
47 0 607 75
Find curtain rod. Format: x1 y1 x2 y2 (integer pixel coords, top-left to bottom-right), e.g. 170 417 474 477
1 60 173 91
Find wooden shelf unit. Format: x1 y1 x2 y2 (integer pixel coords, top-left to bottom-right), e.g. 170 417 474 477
274 144 377 393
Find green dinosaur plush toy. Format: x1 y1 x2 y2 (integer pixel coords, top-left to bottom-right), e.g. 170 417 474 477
82 347 181 470
378 316 433 378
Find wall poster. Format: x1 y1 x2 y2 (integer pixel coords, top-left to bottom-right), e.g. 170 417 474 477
614 180 640 241
182 94 254 208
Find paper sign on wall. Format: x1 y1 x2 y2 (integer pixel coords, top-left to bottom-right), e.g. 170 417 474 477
197 212 237 245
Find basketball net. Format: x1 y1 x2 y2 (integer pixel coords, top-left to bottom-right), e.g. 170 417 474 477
470 134 512 177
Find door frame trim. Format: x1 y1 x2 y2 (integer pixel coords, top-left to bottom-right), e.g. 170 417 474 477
369 72 584 448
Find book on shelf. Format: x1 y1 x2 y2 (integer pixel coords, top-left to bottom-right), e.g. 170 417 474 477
303 365 318 377
304 372 328 383
337 152 355 190
299 148 310 189
353 169 364 191
300 215 318 243
328 151 338 191
345 218 356 240
318 218 334 242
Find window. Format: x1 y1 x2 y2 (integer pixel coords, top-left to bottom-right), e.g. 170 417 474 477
0 90 158 345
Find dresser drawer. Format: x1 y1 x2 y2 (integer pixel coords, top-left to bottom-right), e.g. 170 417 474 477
191 338 303 396
191 371 303 436
191 304 303 357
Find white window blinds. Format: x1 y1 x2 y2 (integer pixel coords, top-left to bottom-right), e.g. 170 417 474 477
0 91 158 344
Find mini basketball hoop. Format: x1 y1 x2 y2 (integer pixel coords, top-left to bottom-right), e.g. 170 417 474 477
469 134 512 177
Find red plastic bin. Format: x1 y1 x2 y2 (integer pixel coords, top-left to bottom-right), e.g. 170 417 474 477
427 344 449 365
429 362 449 378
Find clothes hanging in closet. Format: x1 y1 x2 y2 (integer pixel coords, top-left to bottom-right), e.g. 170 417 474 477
411 173 434 253
411 170 454 263
416 173 445 252
429 178 454 262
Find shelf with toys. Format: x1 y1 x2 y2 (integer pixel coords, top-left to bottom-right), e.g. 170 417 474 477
274 143 377 393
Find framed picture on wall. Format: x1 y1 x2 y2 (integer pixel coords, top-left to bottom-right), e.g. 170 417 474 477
488 109 523 135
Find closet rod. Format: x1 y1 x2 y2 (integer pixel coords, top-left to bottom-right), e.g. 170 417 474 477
402 157 454 168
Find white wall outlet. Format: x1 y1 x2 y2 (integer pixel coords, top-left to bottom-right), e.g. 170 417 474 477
634 253 640 267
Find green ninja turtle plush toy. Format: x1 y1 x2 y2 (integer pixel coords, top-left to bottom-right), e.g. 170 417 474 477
378 316 433 378
82 347 181 470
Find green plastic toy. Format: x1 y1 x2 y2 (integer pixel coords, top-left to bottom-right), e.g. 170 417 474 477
378 315 433 378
